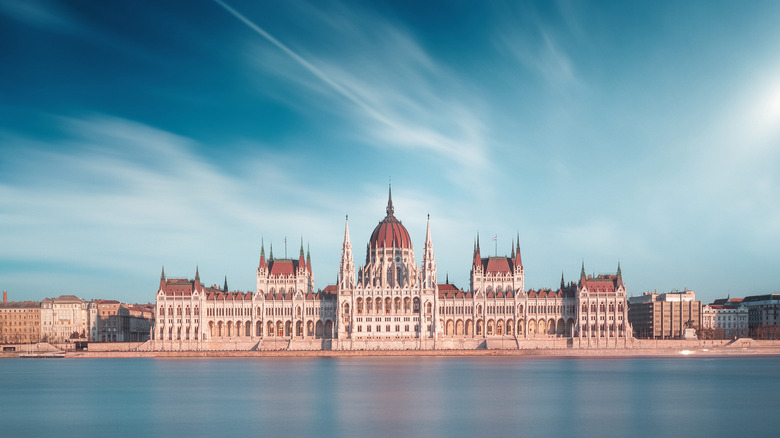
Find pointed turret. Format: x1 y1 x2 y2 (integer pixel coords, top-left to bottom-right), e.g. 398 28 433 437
473 233 482 267
616 262 623 287
299 237 305 267
339 215 355 289
561 272 565 289
159 266 166 291
194 265 201 291
224 276 229 292
259 239 266 268
306 243 311 273
269 243 274 260
580 261 586 281
421 214 436 289
515 233 522 267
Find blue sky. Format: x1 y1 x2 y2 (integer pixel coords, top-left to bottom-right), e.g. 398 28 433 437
1 0 779 304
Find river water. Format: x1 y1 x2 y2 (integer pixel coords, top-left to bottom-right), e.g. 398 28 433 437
1 356 778 437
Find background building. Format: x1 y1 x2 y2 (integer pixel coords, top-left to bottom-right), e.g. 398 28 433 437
701 298 748 339
0 291 41 344
41 295 98 342
742 294 780 339
628 290 702 339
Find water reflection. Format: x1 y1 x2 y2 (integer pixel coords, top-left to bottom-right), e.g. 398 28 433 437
1 357 779 437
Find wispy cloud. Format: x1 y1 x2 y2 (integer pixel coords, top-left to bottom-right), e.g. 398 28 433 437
0 0 78 33
494 2 585 91
215 0 490 182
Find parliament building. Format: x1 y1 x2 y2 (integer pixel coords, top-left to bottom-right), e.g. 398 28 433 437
152 188 630 350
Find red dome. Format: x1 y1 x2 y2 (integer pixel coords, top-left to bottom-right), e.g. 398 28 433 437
368 186 413 249
369 215 412 249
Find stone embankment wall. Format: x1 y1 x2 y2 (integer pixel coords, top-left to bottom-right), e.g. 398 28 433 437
86 342 145 352
45 337 780 358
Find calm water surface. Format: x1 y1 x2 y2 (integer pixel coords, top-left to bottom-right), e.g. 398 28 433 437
1 356 779 437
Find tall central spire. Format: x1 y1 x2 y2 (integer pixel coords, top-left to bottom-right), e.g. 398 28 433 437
386 184 394 217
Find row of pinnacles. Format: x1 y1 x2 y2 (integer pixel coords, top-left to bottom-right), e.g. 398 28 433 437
150 187 631 351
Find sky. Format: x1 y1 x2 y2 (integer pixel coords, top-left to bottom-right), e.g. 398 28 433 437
1 0 779 305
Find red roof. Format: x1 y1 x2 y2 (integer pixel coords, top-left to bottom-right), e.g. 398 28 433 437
269 259 296 276
162 279 195 296
582 275 618 292
485 257 512 274
438 283 459 292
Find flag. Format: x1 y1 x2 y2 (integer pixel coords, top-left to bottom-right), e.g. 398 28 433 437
492 235 497 241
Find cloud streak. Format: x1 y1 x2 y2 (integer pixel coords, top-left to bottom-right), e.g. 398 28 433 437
216 0 490 181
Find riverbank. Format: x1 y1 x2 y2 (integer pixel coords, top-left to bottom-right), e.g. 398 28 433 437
4 338 780 359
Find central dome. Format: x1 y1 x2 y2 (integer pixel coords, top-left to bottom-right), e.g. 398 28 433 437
368 187 412 249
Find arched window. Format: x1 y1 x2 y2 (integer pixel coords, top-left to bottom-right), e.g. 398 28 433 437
426 302 432 314
413 297 420 312
385 298 392 313
343 302 350 314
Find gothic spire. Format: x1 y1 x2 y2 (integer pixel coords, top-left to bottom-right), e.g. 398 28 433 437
561 271 565 289
161 265 165 281
269 243 274 260
339 215 355 289
195 265 200 281
386 184 394 217
422 214 436 288
580 261 586 280
224 276 228 292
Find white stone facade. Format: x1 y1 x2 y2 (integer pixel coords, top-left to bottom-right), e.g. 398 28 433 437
152 188 631 350
40 295 98 342
702 304 749 339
